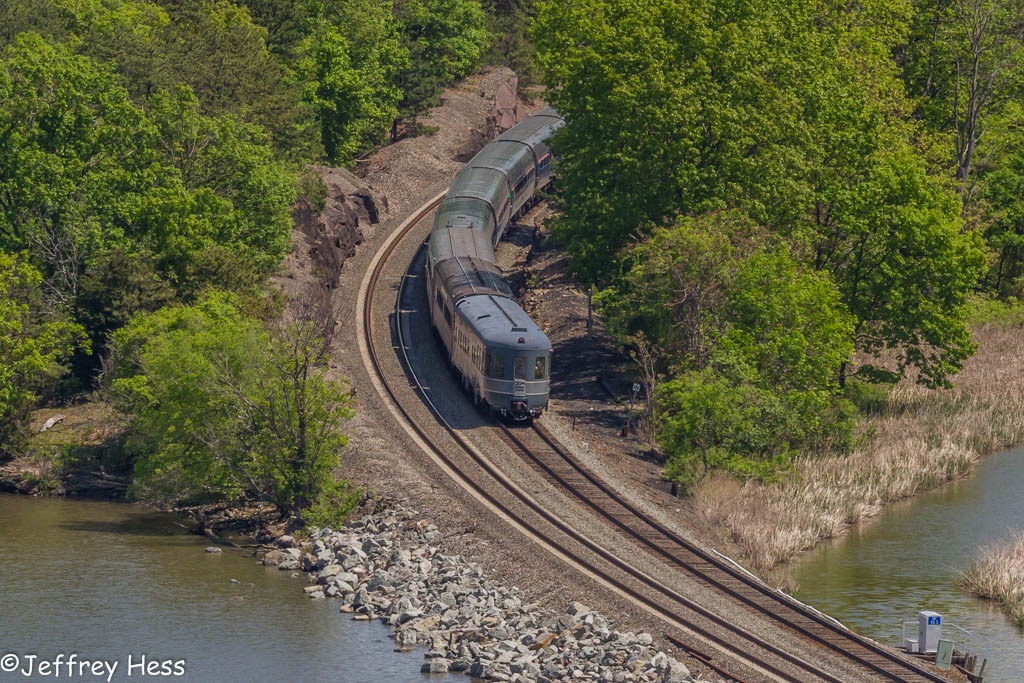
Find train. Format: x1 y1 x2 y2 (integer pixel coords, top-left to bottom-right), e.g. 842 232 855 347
426 107 564 421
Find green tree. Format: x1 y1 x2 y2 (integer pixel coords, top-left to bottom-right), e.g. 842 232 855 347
657 370 792 491
901 0 1024 205
980 101 1024 296
74 248 175 378
533 0 815 278
394 0 491 119
0 32 155 305
810 138 985 387
299 1 407 163
0 35 297 380
0 254 86 457
108 292 354 516
233 0 322 60
481 0 538 81
601 212 856 488
155 0 318 159
143 85 296 283
535 0 983 387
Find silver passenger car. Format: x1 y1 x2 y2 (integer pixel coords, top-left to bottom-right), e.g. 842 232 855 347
426 108 563 420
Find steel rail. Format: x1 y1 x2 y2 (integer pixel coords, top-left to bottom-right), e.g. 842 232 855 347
358 196 864 682
496 421 949 683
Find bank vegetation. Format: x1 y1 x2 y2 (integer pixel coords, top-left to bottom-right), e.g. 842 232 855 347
533 0 1024 578
693 315 1024 570
959 530 1024 627
0 0 536 524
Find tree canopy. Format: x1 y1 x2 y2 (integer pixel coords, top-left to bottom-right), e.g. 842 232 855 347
108 292 354 515
534 0 990 485
0 0 509 504
599 212 856 488
0 254 86 457
534 0 985 385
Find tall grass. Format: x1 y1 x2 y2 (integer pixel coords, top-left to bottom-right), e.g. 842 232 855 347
959 531 1024 626
693 324 1024 571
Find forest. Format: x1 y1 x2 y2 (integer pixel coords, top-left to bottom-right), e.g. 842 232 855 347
533 0 1024 490
3 0 1024 516
0 0 516 520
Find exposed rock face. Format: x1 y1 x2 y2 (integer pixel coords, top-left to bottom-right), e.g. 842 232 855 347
455 73 527 163
292 167 387 290
264 505 706 682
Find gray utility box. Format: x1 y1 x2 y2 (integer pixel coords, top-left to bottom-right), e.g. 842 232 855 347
918 610 943 654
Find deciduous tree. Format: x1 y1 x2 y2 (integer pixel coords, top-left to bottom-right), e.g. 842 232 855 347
0 254 86 456
108 291 354 517
299 1 407 163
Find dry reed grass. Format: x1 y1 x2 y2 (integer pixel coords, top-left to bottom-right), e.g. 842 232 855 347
693 324 1024 571
959 531 1024 626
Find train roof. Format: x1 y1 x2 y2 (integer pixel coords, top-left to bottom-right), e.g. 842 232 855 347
434 256 512 302
447 166 508 209
430 223 492 260
495 108 564 148
456 294 551 351
454 109 564 181
465 138 534 180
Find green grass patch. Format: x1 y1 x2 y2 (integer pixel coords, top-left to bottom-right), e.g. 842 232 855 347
964 294 1024 329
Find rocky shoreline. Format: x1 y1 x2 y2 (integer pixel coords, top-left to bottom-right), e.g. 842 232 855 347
262 504 713 683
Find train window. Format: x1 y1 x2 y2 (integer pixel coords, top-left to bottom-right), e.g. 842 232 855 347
534 356 546 380
514 357 527 380
443 305 451 326
486 351 506 379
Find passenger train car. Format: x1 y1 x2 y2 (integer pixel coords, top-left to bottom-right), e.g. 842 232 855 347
426 108 564 420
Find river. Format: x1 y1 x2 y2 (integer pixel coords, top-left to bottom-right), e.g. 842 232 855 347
792 444 1024 682
0 493 454 682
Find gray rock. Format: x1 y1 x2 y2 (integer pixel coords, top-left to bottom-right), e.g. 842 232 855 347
398 609 423 624
420 659 450 674
204 546 222 554
566 601 590 616
292 505 695 683
395 629 418 650
262 548 286 565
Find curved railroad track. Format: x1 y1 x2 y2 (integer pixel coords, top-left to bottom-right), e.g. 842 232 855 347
494 422 951 683
357 194 953 683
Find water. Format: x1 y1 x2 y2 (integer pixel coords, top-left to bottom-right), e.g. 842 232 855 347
0 494 453 683
792 445 1024 681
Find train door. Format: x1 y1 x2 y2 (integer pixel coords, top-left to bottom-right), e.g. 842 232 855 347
513 356 527 400
434 288 454 358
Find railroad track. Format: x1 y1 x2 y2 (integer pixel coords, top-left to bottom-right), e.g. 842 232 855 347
357 194 953 683
495 422 951 683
